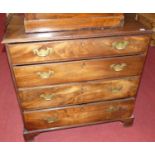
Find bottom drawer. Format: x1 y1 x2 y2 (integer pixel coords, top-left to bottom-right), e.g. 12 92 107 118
24 98 134 131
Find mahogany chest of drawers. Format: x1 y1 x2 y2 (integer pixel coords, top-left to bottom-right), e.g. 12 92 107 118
3 14 152 141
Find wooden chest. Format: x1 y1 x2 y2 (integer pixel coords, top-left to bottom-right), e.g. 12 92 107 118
3 14 151 141
137 13 155 46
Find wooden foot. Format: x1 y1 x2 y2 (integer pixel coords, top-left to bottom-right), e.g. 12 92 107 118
121 116 134 127
24 132 39 142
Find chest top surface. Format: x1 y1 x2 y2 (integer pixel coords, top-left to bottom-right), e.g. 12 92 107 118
3 14 152 44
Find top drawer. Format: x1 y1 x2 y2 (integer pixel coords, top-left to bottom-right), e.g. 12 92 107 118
8 35 149 65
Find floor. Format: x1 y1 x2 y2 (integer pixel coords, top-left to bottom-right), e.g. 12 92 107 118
0 46 155 142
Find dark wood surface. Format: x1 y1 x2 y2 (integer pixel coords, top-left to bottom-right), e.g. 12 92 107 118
13 54 145 88
2 14 152 44
25 13 124 20
24 98 134 131
24 13 124 33
19 76 139 111
137 13 155 28
137 13 155 46
8 35 149 65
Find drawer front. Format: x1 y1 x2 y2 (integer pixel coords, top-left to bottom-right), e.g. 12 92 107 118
14 55 145 88
19 77 139 111
24 98 134 131
8 35 149 65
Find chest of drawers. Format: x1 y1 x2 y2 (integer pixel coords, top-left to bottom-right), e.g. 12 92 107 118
3 14 152 141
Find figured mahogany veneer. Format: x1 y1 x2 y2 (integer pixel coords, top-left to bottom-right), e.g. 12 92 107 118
19 76 139 110
13 54 145 88
24 98 134 131
3 14 152 141
8 35 149 65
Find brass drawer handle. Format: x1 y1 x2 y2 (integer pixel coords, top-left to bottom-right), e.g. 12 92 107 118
106 106 120 113
110 63 127 72
44 117 58 123
40 94 54 101
37 70 54 79
33 47 53 57
112 41 129 50
110 86 123 93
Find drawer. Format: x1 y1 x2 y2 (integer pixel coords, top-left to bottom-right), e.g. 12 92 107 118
19 76 140 111
24 98 134 131
14 55 145 88
8 35 149 65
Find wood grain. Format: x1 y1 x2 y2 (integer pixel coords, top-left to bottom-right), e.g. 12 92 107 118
24 13 124 33
137 13 155 28
2 14 152 141
24 98 134 131
137 13 155 46
2 15 152 44
25 13 124 20
13 55 146 88
8 35 149 65
19 76 139 111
